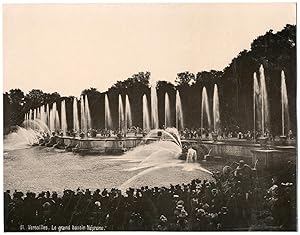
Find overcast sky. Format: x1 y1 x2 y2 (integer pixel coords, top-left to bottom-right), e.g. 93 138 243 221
3 3 296 97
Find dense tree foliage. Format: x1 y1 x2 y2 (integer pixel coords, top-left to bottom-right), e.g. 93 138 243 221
3 25 296 136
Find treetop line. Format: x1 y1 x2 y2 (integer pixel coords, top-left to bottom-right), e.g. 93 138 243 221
4 24 296 135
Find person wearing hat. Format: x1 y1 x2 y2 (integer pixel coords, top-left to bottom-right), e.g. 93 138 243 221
176 209 189 231
234 160 253 190
155 215 169 231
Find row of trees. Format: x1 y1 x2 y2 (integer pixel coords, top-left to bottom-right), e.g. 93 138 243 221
3 24 296 136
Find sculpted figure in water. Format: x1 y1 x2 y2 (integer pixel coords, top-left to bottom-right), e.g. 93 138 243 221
187 147 197 163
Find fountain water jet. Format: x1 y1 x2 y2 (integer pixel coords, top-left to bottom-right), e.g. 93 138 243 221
73 98 80 133
259 65 269 135
175 91 184 130
118 94 124 131
201 87 211 136
144 128 182 149
105 94 113 130
125 94 132 130
281 70 290 136
55 106 60 131
85 95 92 130
143 94 150 131
61 100 67 136
213 84 220 132
164 92 171 128
49 103 56 131
80 96 86 132
46 104 50 127
151 82 159 129
253 72 260 139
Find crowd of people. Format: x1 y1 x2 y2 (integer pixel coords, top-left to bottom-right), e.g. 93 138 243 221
4 160 296 231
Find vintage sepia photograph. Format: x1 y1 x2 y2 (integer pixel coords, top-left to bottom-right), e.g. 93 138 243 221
3 3 297 232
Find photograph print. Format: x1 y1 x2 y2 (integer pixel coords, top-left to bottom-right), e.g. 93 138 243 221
3 3 297 232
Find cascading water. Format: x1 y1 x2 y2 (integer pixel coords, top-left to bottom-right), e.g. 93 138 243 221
80 96 86 132
125 94 132 130
118 94 124 131
151 82 159 129
143 94 150 131
281 70 290 136
4 126 42 151
164 92 171 128
85 95 92 130
259 65 269 135
73 98 80 133
213 84 220 132
201 87 211 136
105 94 113 130
118 127 212 191
61 100 67 136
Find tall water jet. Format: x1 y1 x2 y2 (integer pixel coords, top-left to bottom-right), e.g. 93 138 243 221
33 109 37 121
55 109 60 131
125 94 132 130
73 98 80 133
24 113 28 129
61 100 67 136
85 95 92 130
29 109 32 121
213 84 220 132
118 94 124 131
201 87 211 135
41 105 47 129
105 94 113 130
80 96 86 132
253 72 260 140
31 109 37 130
143 94 150 131
281 70 290 136
164 92 171 128
50 103 57 132
176 91 184 131
151 82 159 129
37 107 41 120
259 65 269 135
46 104 50 127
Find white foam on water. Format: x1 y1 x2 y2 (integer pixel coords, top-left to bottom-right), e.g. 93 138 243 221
4 127 41 151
